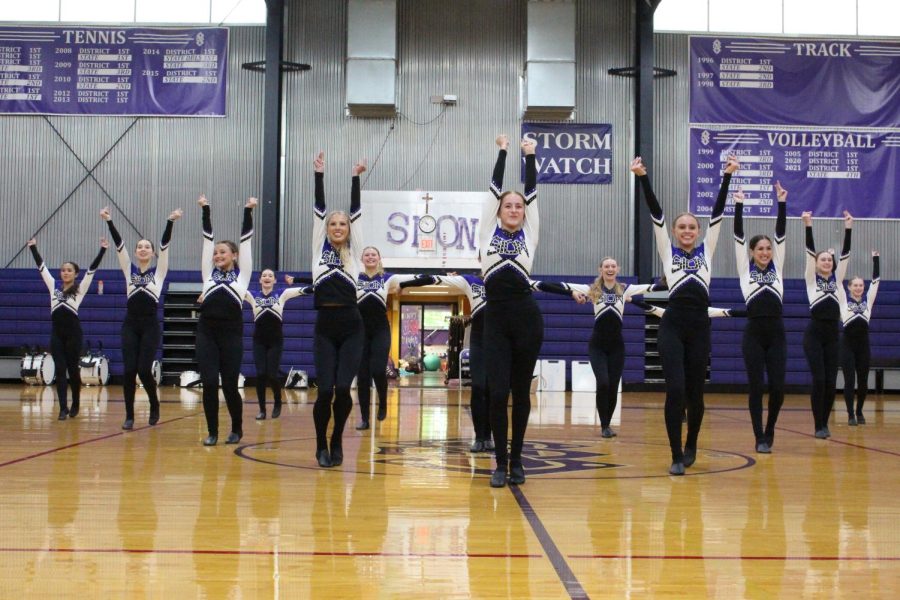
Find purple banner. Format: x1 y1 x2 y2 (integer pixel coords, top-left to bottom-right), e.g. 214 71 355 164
690 36 900 128
0 26 227 116
689 127 900 219
521 122 612 184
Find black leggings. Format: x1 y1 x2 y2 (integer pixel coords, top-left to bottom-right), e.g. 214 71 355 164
589 339 625 429
803 319 840 431
357 317 390 420
196 318 244 437
841 325 870 417
741 318 786 443
313 307 364 452
121 317 160 420
50 321 83 411
658 307 710 463
469 315 490 441
485 298 543 467
253 336 284 410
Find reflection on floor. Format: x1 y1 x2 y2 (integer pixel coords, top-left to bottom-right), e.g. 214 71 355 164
0 383 897 598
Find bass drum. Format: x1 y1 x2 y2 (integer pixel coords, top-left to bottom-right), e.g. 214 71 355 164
79 355 110 386
21 353 56 386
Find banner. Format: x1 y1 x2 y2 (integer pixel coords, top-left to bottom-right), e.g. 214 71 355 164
690 36 900 128
521 122 612 184
689 127 900 219
359 191 488 269
0 26 227 116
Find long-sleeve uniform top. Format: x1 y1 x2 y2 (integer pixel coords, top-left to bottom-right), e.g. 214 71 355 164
30 243 106 325
804 225 851 322
199 205 253 321
311 172 363 308
734 199 786 318
841 254 879 330
106 219 174 319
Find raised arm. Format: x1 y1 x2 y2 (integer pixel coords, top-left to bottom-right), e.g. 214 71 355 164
867 252 880 308
490 135 509 200
521 138 540 247
156 209 181 283
78 239 108 296
773 181 787 271
348 159 366 262
101 207 131 279
631 156 672 270
802 211 816 284
732 188 750 280
835 211 852 283
28 239 55 292
238 198 257 290
199 195 213 281
704 154 738 260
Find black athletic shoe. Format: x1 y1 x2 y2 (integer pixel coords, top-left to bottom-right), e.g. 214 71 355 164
765 433 775 449
149 406 160 426
669 462 685 476
682 448 697 468
490 467 508 488
470 440 484 453
225 432 243 444
68 402 79 418
483 440 495 452
848 415 857 426
856 413 866 425
316 449 333 468
814 429 827 439
271 403 282 419
330 445 343 466
756 441 771 454
355 420 370 431
377 404 387 421
203 435 218 446
509 462 526 485
823 426 832 438
122 419 134 431
601 427 617 438
256 411 266 421
57 408 68 421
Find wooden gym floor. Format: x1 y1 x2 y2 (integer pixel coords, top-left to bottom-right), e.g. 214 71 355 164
0 383 898 598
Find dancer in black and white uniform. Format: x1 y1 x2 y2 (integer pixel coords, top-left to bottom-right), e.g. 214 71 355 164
355 247 433 430
310 152 367 468
196 195 257 446
733 183 787 453
480 134 542 488
101 206 182 430
28 236 108 420
245 269 312 421
841 251 879 426
631 154 738 475
801 209 852 439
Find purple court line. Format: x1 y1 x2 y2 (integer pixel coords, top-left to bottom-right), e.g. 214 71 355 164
509 485 590 600
0 547 541 559
567 554 900 561
710 411 900 458
0 412 201 470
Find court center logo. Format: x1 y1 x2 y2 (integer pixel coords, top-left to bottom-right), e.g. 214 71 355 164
373 438 624 476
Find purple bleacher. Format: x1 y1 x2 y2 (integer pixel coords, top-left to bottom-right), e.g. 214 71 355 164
2 268 897 389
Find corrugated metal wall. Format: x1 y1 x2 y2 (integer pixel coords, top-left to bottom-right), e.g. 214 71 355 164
281 0 637 276
0 27 265 271
654 33 900 280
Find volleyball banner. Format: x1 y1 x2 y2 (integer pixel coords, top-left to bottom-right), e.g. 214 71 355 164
690 36 900 128
521 122 613 184
0 26 228 116
689 127 900 219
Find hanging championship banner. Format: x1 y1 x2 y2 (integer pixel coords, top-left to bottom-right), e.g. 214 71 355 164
689 127 900 219
521 122 613 184
0 26 227 116
360 191 487 269
690 36 900 128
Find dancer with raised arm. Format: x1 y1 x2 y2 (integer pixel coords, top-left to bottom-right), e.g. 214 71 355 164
802 210 852 439
310 152 367 468
355 247 433 430
101 206 182 430
245 269 312 421
733 182 787 453
841 252 878 426
196 195 257 446
480 134 542 488
28 236 107 420
631 153 738 475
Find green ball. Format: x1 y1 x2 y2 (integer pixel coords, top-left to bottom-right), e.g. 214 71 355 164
422 354 441 371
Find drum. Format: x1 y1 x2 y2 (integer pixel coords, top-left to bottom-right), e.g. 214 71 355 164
284 368 308 389
180 370 201 388
139 360 162 387
79 355 110 386
20 352 55 386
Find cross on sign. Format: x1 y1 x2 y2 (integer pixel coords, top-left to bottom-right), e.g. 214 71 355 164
421 193 433 213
